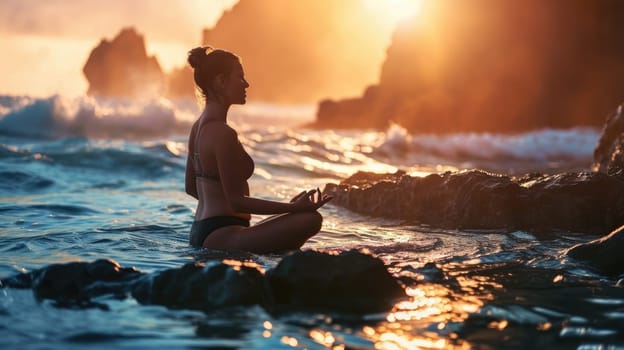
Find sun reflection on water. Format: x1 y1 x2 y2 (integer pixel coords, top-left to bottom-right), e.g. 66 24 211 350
360 282 491 349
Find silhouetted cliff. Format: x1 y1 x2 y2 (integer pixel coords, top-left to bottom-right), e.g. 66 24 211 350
315 0 624 133
83 28 165 98
195 0 393 103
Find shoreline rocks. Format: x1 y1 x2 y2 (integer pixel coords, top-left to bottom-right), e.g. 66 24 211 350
0 250 405 314
267 249 405 314
323 169 624 234
566 225 624 276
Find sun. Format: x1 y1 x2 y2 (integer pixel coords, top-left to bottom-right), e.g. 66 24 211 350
363 0 424 26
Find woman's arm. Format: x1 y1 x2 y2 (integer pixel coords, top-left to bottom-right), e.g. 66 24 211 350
211 126 330 214
185 122 198 199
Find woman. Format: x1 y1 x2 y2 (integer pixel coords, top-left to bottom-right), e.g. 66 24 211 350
185 46 332 253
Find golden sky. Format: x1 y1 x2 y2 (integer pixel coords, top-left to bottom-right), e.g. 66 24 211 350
0 0 421 98
0 0 237 96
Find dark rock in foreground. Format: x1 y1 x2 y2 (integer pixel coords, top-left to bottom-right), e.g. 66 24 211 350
267 250 405 314
0 250 404 314
593 103 624 176
567 225 624 276
323 170 624 234
131 262 266 311
0 259 141 304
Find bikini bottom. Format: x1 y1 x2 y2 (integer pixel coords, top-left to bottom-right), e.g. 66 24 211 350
189 215 250 247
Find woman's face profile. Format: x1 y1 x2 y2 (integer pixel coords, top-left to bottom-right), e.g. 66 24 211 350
222 63 249 105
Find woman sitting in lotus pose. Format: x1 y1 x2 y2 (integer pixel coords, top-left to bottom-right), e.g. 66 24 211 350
185 46 332 253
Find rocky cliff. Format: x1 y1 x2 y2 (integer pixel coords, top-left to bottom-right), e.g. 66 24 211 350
195 0 394 103
83 27 165 98
315 0 624 133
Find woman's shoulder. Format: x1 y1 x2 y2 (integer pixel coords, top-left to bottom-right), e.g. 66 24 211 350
199 121 238 144
197 119 235 133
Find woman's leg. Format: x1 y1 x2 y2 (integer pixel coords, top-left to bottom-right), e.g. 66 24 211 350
202 211 323 253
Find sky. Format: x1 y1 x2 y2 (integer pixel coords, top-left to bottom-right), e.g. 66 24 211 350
0 0 422 99
0 0 238 97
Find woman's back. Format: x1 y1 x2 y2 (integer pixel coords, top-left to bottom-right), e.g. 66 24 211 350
190 118 252 221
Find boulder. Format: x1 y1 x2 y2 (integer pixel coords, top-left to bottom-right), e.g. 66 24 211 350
0 259 141 302
83 27 164 98
566 224 624 276
131 262 265 311
266 249 405 314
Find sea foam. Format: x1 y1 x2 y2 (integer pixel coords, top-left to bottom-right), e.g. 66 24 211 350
374 123 599 171
0 94 196 139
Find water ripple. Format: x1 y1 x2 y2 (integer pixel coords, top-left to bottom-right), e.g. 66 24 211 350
0 204 98 216
0 171 54 192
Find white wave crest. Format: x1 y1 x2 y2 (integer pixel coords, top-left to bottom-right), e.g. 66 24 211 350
0 94 197 139
373 123 600 172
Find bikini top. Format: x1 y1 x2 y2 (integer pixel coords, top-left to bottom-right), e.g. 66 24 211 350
193 120 254 181
193 151 219 180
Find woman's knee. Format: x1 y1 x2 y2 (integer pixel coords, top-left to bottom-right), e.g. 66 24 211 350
300 210 323 234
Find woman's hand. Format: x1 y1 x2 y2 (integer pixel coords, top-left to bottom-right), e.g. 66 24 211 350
291 188 332 212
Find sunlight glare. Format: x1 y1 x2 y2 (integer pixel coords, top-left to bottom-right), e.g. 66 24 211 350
361 284 480 349
364 0 424 25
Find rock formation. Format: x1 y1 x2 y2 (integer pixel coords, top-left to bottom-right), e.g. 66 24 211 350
593 103 624 175
566 224 624 276
83 27 165 98
323 169 624 234
0 259 141 307
1 250 405 314
267 249 405 313
315 0 624 133
131 262 266 310
197 0 394 103
165 65 194 98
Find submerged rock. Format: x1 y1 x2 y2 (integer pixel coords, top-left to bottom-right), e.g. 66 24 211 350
566 225 624 276
0 259 142 302
1 251 404 314
323 170 624 233
267 249 405 314
593 103 624 176
131 262 266 311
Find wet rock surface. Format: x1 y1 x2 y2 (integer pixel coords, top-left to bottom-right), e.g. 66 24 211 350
0 259 141 306
323 170 624 234
593 103 624 176
131 262 266 311
1 250 405 314
566 225 624 276
267 249 405 314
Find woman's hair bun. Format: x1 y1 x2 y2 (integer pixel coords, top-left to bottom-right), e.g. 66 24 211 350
187 46 213 69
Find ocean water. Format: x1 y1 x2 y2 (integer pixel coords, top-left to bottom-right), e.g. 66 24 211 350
1 94 623 349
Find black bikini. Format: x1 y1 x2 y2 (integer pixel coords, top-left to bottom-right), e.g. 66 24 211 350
189 120 253 247
189 216 250 247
